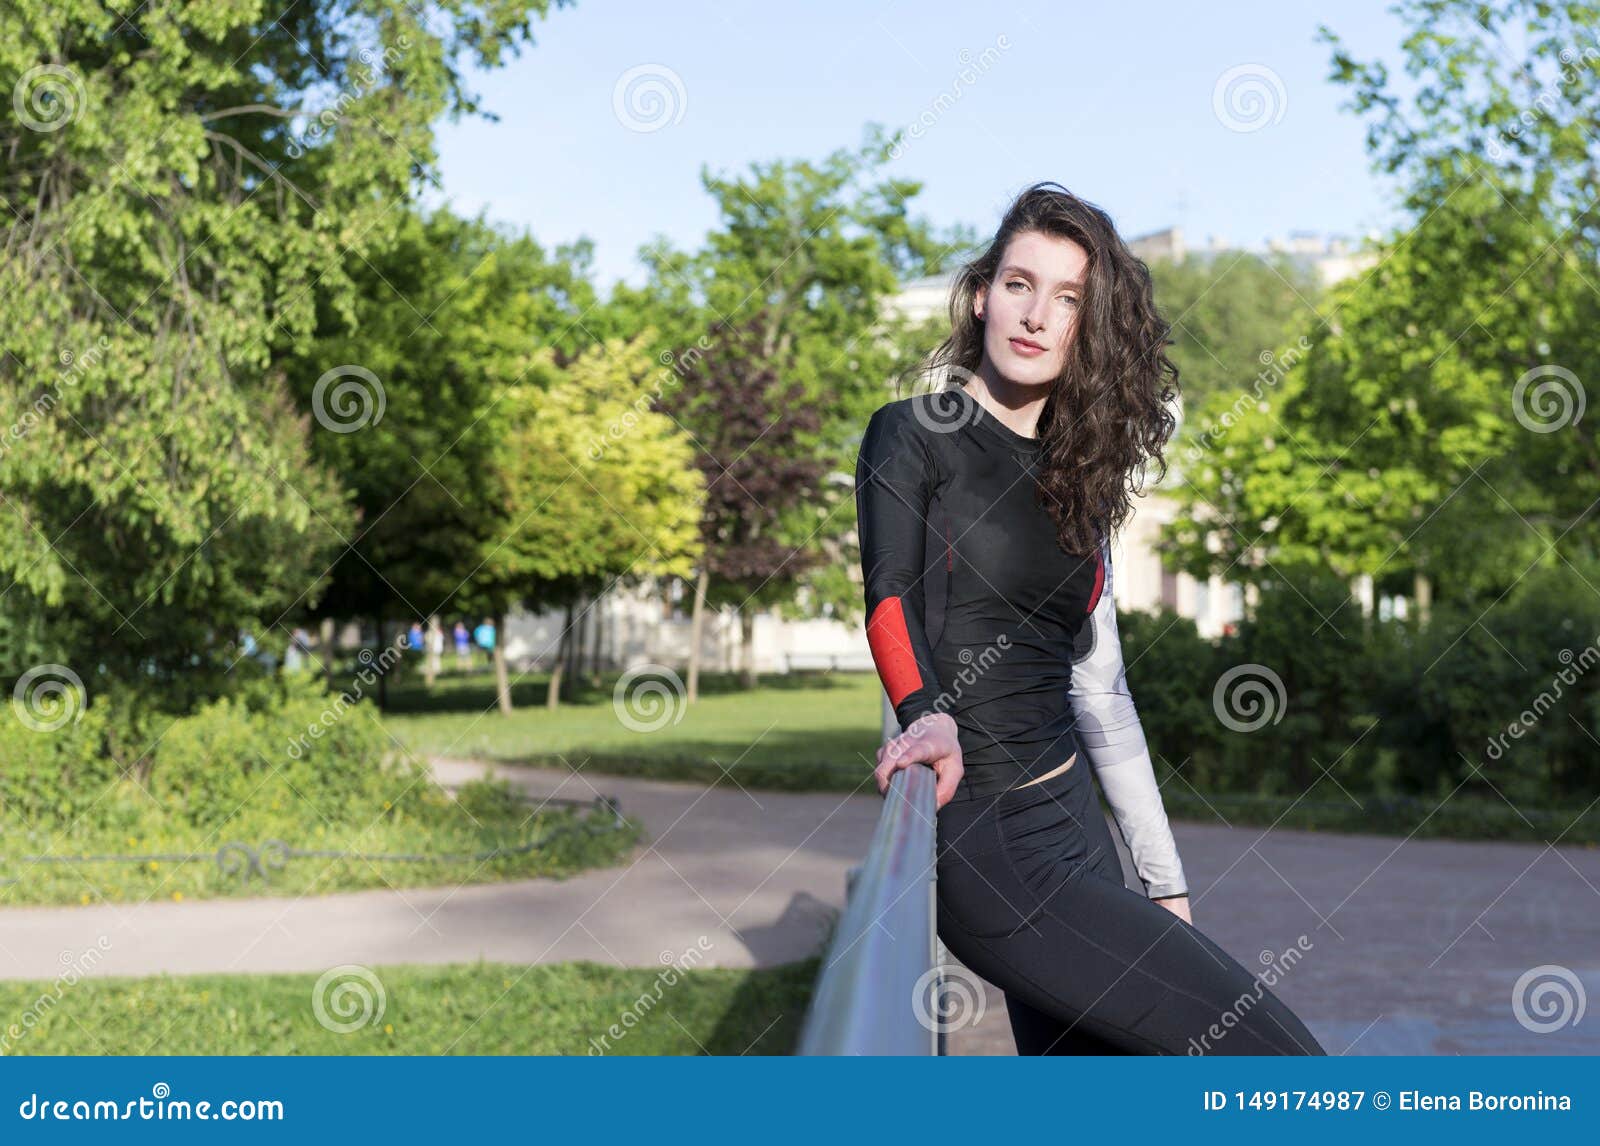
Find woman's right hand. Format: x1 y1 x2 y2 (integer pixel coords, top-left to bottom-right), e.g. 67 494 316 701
874 711 964 809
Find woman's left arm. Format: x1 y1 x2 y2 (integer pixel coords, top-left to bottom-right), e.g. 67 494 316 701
1068 538 1192 922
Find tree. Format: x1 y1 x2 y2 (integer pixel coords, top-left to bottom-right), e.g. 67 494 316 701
0 0 572 709
276 208 601 663
473 333 705 714
1166 1 1600 616
624 126 967 691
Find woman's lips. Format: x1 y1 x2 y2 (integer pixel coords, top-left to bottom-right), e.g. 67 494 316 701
1009 337 1045 357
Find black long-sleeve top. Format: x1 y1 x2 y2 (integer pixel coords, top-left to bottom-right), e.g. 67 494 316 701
854 385 1188 900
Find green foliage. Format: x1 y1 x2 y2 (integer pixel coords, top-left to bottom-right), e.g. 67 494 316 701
1117 608 1222 775
0 0 567 699
1169 2 1600 607
1149 251 1322 416
0 675 637 904
1371 554 1600 807
625 126 962 624
278 207 603 621
477 331 706 614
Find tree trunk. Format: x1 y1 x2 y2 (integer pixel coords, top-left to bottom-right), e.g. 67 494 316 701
547 603 572 709
739 605 757 690
590 589 605 684
374 616 387 711
319 617 337 689
573 595 589 692
493 610 513 716
424 614 441 689
1414 570 1433 626
688 567 709 703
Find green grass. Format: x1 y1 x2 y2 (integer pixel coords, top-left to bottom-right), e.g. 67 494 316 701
0 959 820 1055
382 667 885 792
384 668 1600 846
0 779 641 907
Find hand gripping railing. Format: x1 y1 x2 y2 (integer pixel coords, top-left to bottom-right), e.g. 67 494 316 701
797 693 941 1055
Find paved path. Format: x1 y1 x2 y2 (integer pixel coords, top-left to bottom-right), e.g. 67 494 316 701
945 818 1600 1056
2 759 1597 1055
0 758 877 981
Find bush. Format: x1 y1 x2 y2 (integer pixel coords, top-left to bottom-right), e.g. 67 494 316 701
0 698 120 825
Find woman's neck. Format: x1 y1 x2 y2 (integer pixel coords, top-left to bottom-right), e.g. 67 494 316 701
963 361 1047 440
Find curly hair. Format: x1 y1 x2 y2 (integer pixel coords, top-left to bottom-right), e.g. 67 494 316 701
905 181 1180 557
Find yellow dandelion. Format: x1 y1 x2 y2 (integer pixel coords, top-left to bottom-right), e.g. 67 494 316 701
384 1023 394 1035
79 893 90 905
147 861 159 872
172 891 183 902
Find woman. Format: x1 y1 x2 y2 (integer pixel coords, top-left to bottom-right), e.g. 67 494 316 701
855 181 1325 1055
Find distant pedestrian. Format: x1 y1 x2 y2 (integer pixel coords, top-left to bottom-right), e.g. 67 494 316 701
473 618 496 665
454 621 471 669
427 617 444 678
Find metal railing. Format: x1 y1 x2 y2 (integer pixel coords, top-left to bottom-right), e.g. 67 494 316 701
797 693 941 1055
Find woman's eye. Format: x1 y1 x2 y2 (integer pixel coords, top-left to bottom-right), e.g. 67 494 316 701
1060 295 1079 306
1006 280 1027 292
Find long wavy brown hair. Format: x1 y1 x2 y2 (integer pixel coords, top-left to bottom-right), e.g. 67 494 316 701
906 181 1180 557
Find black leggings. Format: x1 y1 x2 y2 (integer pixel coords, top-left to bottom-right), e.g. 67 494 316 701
935 735 1327 1056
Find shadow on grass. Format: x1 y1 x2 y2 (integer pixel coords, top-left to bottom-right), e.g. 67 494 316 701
700 957 820 1055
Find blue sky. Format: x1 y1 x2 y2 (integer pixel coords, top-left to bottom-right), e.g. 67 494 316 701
427 0 1414 290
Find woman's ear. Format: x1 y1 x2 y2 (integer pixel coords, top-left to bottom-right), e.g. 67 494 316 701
973 283 986 323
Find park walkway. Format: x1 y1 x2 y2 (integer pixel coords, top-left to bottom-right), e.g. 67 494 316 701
1 758 1597 1054
0 759 877 981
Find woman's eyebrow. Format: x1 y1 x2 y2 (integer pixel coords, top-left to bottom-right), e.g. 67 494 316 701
999 264 1084 290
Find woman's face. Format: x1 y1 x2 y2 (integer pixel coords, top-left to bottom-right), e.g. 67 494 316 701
973 229 1089 388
